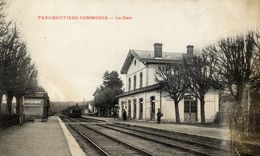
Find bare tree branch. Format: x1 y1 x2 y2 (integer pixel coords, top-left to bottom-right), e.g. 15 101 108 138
155 62 189 123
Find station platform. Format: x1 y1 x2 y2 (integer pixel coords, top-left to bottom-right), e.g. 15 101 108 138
0 116 85 156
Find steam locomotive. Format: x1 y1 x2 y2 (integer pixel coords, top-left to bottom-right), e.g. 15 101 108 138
62 104 82 118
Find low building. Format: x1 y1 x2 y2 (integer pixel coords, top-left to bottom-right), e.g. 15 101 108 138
117 43 219 123
24 92 50 120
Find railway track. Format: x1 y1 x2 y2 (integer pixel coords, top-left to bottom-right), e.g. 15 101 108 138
77 117 105 123
69 125 110 156
61 116 230 156
61 116 155 156
96 124 230 156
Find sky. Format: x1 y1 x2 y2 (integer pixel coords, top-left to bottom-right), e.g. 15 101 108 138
5 0 260 102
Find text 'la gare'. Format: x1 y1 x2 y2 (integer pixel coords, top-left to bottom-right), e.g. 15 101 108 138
115 16 133 20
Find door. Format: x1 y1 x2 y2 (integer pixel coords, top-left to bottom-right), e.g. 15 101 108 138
139 98 143 120
133 99 136 119
184 96 197 123
128 100 131 119
121 102 124 118
150 96 155 121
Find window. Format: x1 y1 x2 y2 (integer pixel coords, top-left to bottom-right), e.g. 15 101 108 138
133 75 136 90
140 72 143 88
184 96 197 113
128 77 131 90
134 60 137 65
190 101 197 113
184 101 190 113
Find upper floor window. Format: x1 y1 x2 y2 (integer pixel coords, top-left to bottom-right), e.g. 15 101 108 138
128 77 131 90
133 75 136 90
140 72 143 88
134 60 137 66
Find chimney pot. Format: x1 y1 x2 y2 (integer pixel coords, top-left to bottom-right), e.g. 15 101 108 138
186 45 194 57
154 43 163 58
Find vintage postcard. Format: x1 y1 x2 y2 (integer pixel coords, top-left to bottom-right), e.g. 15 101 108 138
0 0 259 155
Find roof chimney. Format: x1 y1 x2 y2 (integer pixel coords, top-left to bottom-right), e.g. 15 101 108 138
154 43 163 58
186 45 194 57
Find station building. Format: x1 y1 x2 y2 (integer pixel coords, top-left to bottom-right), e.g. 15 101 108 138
117 43 219 123
0 91 50 120
24 92 50 120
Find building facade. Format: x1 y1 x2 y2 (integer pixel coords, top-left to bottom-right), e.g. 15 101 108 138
23 92 50 120
117 43 219 123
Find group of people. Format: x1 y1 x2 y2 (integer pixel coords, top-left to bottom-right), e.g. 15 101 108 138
122 108 163 124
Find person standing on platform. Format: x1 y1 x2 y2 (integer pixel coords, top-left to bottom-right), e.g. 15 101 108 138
123 109 127 121
157 108 163 124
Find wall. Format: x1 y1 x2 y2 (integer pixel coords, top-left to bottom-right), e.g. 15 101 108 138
204 91 219 122
24 99 44 119
125 59 160 92
119 90 219 123
119 90 161 121
125 58 147 91
146 64 158 86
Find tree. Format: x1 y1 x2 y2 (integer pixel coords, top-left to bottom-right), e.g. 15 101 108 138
184 53 220 124
0 0 10 114
205 32 259 129
155 63 189 123
0 27 38 114
12 43 38 114
93 71 123 116
94 87 119 108
205 31 260 155
103 70 123 89
251 30 260 88
0 1 39 115
1 27 19 114
0 0 10 38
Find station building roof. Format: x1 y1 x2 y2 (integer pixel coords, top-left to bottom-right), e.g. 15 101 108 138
120 49 185 74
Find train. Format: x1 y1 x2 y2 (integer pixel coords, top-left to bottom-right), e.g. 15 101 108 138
61 104 82 118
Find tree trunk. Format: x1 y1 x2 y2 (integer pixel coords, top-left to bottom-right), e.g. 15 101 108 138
229 101 243 155
200 98 205 124
0 93 2 114
108 107 110 118
15 95 22 115
7 92 13 115
174 100 180 123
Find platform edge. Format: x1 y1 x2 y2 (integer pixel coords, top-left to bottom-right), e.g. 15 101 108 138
58 116 86 156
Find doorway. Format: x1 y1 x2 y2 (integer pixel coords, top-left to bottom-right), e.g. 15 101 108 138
121 101 124 118
139 98 143 120
150 96 155 121
133 99 136 119
128 100 131 119
184 95 197 123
